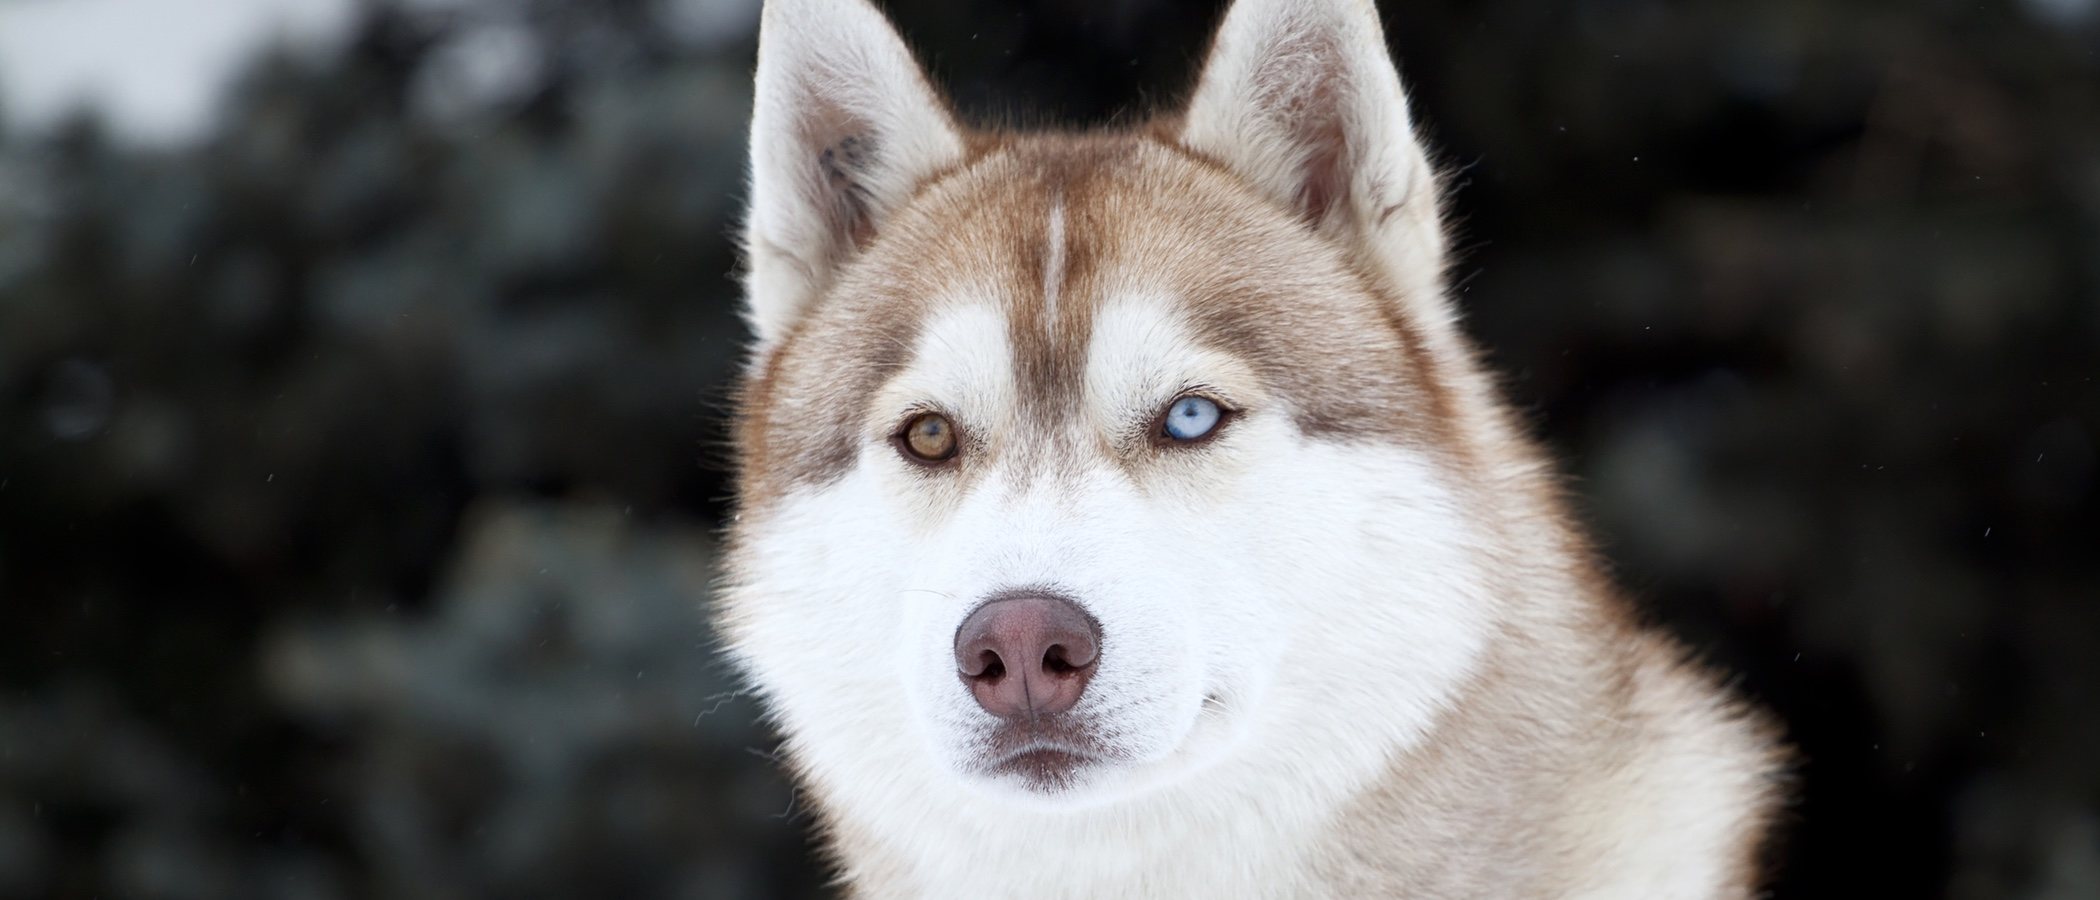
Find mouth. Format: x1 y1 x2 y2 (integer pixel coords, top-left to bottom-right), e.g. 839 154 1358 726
960 690 1238 795
987 743 1098 790
971 720 1110 792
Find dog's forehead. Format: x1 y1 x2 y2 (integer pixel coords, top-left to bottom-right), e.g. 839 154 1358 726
739 134 1448 501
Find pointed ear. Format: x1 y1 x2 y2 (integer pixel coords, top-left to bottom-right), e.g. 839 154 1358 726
1179 0 1446 300
742 0 964 347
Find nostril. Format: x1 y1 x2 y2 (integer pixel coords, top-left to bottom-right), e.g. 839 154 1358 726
961 648 1005 681
1042 643 1080 676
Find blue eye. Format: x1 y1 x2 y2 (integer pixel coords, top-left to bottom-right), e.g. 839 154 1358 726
1162 395 1223 442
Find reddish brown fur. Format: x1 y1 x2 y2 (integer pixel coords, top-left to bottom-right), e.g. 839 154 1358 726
737 130 1465 509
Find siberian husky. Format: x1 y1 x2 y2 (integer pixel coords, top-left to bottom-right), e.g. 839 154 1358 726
717 0 1787 895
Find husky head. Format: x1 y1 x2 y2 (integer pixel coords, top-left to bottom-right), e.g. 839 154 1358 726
722 0 1512 819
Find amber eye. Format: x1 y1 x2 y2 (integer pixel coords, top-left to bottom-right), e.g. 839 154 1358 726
899 412 959 463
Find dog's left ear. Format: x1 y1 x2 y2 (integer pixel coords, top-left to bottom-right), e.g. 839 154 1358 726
742 0 965 348
1180 0 1446 304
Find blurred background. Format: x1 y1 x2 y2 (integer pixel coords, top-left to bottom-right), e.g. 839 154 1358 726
0 0 2094 896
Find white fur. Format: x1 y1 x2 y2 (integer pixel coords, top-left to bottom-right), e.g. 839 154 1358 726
1180 0 1453 336
1557 663 1781 899
743 0 963 348
1041 199 1066 330
727 297 1497 894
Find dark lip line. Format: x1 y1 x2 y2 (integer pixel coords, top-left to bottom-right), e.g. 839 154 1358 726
971 691 1228 775
983 740 1101 769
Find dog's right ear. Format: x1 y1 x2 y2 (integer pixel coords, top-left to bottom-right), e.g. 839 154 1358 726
742 0 964 348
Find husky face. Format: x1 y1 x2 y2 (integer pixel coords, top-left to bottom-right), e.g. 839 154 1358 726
723 0 1500 816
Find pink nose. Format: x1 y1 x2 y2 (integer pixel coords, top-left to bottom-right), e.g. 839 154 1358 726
954 594 1101 720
